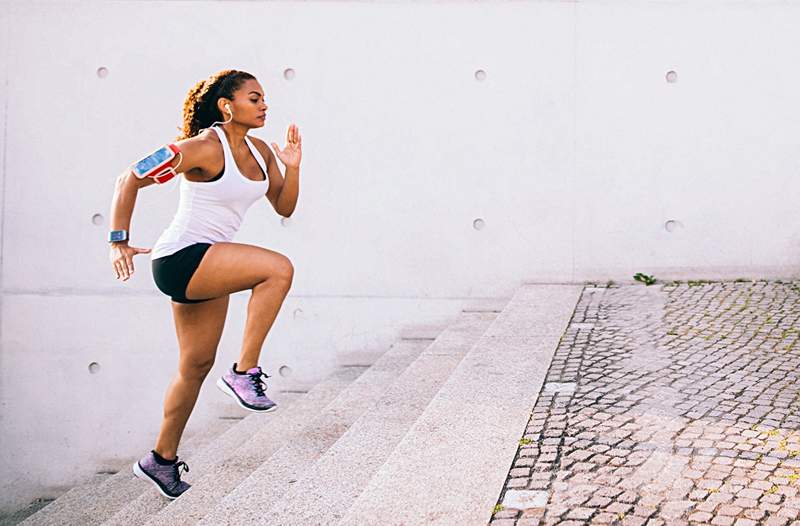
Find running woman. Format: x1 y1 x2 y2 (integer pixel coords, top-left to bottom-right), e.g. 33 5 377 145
107 69 301 499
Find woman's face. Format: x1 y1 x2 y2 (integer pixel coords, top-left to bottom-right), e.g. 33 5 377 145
229 79 269 128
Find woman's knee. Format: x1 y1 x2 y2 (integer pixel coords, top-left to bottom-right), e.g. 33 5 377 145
178 355 215 381
267 255 294 287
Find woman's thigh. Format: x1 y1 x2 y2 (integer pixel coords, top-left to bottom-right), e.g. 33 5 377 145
184 242 293 301
172 294 230 376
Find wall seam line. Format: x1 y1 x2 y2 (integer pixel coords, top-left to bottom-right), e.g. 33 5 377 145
0 12 9 426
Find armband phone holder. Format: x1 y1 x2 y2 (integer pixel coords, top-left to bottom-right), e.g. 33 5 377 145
130 144 182 184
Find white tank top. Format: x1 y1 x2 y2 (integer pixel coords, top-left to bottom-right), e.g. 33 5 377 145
151 126 270 259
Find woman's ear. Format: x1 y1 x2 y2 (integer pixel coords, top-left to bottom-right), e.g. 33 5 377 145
217 98 232 115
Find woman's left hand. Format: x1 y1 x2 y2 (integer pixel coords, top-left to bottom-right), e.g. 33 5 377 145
272 124 302 169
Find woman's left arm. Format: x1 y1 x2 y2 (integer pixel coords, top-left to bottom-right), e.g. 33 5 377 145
257 124 301 217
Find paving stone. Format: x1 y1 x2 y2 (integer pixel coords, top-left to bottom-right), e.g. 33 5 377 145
607 502 633 514
661 501 694 519
495 282 800 524
502 490 549 509
566 507 595 520
717 504 743 516
689 511 713 523
592 512 618 523
632 505 657 518
699 479 724 490
622 517 648 526
780 509 800 520
586 496 612 507
733 497 758 508
522 508 546 518
744 508 766 520
507 478 529 488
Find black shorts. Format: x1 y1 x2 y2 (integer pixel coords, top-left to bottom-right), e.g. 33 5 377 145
152 243 213 304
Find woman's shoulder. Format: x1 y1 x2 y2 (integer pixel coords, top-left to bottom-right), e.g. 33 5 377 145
173 130 224 173
177 129 221 149
176 130 223 159
246 135 274 161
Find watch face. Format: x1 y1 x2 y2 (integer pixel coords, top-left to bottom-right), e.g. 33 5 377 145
110 230 126 242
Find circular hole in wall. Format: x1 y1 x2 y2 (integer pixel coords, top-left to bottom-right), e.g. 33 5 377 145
474 69 487 82
283 68 295 81
664 219 683 232
278 365 293 378
96 67 109 79
88 362 101 374
666 70 678 83
280 217 292 227
473 218 486 231
91 213 104 226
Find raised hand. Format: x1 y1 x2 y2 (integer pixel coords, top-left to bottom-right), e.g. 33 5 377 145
271 124 302 169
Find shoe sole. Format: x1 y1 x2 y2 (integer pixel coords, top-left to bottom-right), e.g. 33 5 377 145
216 377 278 413
132 461 184 500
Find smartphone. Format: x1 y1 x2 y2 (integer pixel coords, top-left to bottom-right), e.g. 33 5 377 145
131 144 179 179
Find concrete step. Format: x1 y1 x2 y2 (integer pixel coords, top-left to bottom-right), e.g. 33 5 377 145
194 338 435 526
461 297 511 313
398 321 450 340
339 284 583 525
0 496 57 526
261 311 499 525
100 366 363 526
18 413 238 526
99 388 307 526
133 359 385 526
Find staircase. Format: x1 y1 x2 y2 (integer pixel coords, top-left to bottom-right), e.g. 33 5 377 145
17 284 581 526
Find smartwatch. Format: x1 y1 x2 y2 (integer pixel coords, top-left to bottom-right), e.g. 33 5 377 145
108 230 129 243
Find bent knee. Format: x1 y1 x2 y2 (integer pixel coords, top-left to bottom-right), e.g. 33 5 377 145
179 356 215 381
270 256 294 286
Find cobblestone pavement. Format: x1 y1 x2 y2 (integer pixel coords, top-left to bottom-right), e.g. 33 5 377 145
492 281 800 526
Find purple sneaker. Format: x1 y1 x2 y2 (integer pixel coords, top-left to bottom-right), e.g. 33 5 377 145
132 451 190 499
216 363 278 412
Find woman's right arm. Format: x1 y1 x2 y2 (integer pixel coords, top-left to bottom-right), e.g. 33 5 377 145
108 138 213 281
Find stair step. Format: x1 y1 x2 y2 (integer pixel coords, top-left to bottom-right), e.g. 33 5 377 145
399 322 449 340
339 284 583 525
99 391 307 526
103 370 359 526
19 415 236 526
461 297 510 313
0 497 57 526
194 338 434 526
264 311 498 525
128 364 371 526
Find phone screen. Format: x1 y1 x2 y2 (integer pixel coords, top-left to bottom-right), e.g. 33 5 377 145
134 146 173 176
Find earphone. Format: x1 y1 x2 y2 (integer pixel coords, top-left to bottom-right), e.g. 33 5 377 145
200 102 234 131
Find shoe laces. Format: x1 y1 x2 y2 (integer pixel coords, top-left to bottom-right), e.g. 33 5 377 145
248 370 271 397
172 460 189 482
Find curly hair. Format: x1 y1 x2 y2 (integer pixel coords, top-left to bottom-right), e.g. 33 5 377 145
178 69 256 140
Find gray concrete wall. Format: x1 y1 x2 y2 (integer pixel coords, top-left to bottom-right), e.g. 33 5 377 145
2 0 799 512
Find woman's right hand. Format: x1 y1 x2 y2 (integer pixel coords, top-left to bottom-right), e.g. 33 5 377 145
110 243 151 281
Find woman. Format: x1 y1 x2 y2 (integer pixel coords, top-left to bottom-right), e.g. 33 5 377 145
107 69 301 499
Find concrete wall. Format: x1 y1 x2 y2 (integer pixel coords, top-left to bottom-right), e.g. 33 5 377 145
2 0 799 511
